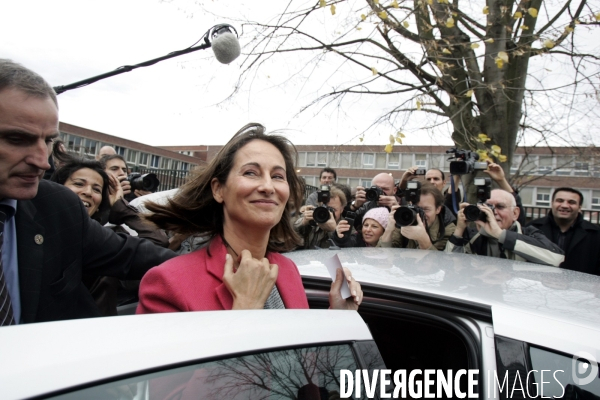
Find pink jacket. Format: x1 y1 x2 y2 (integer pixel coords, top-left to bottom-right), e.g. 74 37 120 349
136 236 309 313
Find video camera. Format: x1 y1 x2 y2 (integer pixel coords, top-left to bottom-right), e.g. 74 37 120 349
127 172 160 193
446 148 488 175
463 178 493 222
312 185 335 224
394 181 426 227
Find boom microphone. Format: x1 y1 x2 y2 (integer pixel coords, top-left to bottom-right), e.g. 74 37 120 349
211 26 241 64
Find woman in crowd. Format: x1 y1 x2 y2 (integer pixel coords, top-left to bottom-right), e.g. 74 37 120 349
50 155 167 315
333 207 390 247
136 123 362 313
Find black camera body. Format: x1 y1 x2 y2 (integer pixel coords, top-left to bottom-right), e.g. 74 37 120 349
365 186 384 202
395 181 423 227
464 177 493 222
446 148 488 175
128 172 160 192
311 185 333 225
414 168 426 176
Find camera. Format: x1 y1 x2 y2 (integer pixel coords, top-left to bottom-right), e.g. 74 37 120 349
463 178 493 222
312 185 334 225
344 211 357 228
128 173 160 192
395 181 424 227
414 168 426 176
446 148 488 175
365 186 384 202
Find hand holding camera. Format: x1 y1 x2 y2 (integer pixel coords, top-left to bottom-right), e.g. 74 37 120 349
107 174 124 207
119 176 131 196
400 213 431 248
336 219 351 238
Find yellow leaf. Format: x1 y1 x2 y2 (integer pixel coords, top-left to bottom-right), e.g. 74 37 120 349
478 133 491 143
484 38 494 43
403 21 409 28
396 131 406 138
319 0 326 7
356 27 362 30
514 11 522 19
565 26 574 33
543 39 555 49
378 11 388 19
476 149 489 158
498 51 509 62
436 60 444 69
416 100 422 110
445 17 455 28
361 14 367 21
359 136 364 142
438 0 448 3
528 8 538 17
520 25 529 30
384 144 393 153
495 58 504 68
427 0 432 4
373 0 379 3
442 48 452 54
482 6 489 14
391 0 399 8
491 145 502 154
596 13 600 22
575 18 580 24
395 138 403 144
371 67 378 75
491 151 499 157
330 4 336 15
466 89 473 97
389 135 395 145
498 154 507 162
471 43 480 49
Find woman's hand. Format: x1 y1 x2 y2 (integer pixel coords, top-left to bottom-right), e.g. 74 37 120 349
329 267 362 310
107 174 124 207
224 250 279 310
336 219 351 238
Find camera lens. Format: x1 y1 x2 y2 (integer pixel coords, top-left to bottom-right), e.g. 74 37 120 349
464 205 487 222
394 207 417 227
313 206 331 224
365 187 381 202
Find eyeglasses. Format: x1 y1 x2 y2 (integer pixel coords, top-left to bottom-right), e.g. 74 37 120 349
484 203 511 211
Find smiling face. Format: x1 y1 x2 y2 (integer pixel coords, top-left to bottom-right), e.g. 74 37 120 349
362 218 385 246
211 139 289 232
0 88 58 201
552 190 581 225
64 168 104 216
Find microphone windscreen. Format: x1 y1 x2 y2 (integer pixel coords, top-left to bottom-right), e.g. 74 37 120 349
212 32 241 64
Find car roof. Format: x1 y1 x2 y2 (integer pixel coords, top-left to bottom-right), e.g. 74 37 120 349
0 310 371 400
289 248 600 354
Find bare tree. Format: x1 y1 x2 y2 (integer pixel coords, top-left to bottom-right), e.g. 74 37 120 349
225 0 599 175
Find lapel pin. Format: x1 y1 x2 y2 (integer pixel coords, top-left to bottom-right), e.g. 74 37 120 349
34 234 44 245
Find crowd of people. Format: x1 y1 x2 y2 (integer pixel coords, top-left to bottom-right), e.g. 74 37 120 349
0 58 597 329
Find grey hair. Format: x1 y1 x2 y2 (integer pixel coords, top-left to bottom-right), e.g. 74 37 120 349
492 189 516 207
0 59 57 106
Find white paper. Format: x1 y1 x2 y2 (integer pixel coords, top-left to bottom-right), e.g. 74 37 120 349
324 254 352 299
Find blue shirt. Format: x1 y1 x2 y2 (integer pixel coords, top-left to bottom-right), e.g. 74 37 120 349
1 199 21 324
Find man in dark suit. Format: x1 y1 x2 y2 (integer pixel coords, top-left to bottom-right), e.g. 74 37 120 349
528 187 600 276
0 59 175 325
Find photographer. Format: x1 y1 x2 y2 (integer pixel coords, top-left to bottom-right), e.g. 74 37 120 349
400 166 460 218
294 186 346 249
378 184 456 250
349 173 399 230
445 189 564 266
305 168 337 207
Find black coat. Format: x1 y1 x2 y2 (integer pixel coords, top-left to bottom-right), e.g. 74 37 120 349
15 180 175 323
528 212 600 276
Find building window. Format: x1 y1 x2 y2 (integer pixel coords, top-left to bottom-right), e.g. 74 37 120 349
415 154 427 168
361 179 372 187
555 156 573 176
328 152 339 168
181 162 189 171
574 162 589 176
127 150 138 164
350 153 362 168
306 152 316 167
298 152 306 167
592 191 600 210
387 153 399 169
115 146 126 156
375 153 386 169
401 154 413 170
83 139 97 156
537 156 553 175
150 155 160 168
160 158 170 169
68 135 82 152
536 188 551 207
139 153 148 166
339 153 350 168
363 153 374 168
171 161 179 170
348 178 360 189
317 152 328 167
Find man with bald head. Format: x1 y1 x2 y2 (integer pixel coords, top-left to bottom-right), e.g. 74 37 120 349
445 189 564 266
96 145 116 161
348 173 398 230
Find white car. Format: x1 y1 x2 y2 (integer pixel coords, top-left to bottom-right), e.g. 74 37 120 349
0 248 599 399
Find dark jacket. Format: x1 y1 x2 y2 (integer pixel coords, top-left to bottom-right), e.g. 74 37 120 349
15 180 175 323
528 212 600 276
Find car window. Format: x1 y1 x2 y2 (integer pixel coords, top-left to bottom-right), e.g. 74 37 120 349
529 346 600 398
51 344 360 400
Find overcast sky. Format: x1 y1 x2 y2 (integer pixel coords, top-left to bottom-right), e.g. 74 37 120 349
2 1 597 149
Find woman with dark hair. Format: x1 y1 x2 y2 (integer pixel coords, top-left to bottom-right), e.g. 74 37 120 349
137 123 362 312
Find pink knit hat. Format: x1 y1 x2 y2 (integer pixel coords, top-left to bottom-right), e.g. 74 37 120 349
363 207 389 229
